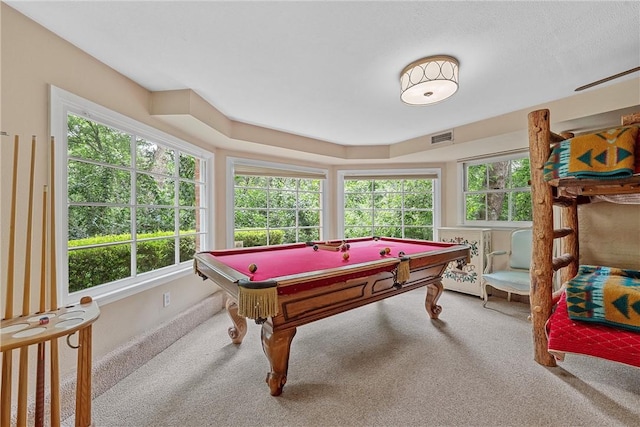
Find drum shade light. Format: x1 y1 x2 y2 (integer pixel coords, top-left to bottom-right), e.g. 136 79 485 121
400 55 459 105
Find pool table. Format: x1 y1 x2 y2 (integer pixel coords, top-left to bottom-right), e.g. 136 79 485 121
193 236 470 396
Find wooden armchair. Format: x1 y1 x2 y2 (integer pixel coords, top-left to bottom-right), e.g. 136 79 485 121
482 228 532 307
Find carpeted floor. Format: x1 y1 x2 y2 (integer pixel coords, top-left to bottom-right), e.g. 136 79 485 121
65 290 640 426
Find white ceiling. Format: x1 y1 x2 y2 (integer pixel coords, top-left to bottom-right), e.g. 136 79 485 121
6 1 640 156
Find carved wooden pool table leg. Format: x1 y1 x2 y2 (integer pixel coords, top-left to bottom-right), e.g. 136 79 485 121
261 321 297 396
425 280 444 319
225 298 247 344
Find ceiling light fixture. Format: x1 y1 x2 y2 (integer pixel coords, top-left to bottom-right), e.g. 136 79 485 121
400 55 459 105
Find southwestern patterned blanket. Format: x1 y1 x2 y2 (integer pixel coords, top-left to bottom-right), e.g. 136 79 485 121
565 265 640 332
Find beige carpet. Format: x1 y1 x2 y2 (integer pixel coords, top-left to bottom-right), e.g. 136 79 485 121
65 290 639 426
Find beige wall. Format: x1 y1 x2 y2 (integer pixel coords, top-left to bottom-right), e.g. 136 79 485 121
2 3 639 387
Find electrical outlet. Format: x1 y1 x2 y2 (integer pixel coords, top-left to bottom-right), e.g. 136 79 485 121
163 292 170 307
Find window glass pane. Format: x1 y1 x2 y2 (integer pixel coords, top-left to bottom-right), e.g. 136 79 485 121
179 153 196 180
298 227 320 242
68 161 130 204
404 193 432 209
270 190 297 208
68 206 131 239
487 193 508 221
373 210 399 226
344 226 371 238
404 179 432 193
513 192 533 221
374 179 402 192
270 177 296 190
136 173 175 206
136 207 175 233
404 210 433 226
404 227 433 241
137 238 176 273
373 226 401 238
235 188 267 208
268 209 296 227
465 194 486 221
344 209 372 227
345 180 372 192
67 114 131 166
345 192 371 209
298 210 320 226
136 139 175 175
235 209 267 228
179 181 197 206
298 180 320 191
298 191 320 208
179 208 196 232
487 161 509 190
466 164 487 191
374 193 402 208
280 228 297 244
235 175 268 188
179 236 196 262
68 244 132 292
510 158 531 188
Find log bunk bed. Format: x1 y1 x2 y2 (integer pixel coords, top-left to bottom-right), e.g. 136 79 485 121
528 109 640 368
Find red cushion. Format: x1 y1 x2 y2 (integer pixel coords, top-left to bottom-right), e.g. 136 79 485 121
546 292 640 367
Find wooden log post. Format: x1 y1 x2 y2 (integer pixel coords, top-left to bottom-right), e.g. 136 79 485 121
527 109 557 367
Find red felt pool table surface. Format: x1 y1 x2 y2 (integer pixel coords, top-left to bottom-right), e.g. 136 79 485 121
204 237 453 284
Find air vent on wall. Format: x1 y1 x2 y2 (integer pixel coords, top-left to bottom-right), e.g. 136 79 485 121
431 130 453 145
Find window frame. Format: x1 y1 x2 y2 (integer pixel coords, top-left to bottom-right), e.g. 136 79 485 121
337 168 442 240
50 86 214 306
458 151 532 228
226 157 329 248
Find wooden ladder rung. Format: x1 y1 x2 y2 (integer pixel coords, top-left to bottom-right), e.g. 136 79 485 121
553 228 574 239
553 196 575 207
550 132 566 143
553 254 576 271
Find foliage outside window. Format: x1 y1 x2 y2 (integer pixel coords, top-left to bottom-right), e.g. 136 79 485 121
64 112 208 297
463 155 532 224
343 178 435 240
234 174 323 247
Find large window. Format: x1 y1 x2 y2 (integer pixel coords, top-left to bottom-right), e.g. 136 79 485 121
461 153 532 225
229 159 326 247
51 87 211 305
339 170 440 240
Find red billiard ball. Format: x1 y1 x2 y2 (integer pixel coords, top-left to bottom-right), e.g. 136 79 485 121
384 247 391 254
342 252 350 261
248 263 258 273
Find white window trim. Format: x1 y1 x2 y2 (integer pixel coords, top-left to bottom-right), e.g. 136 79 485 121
457 151 532 228
50 86 214 307
337 168 442 240
226 157 329 248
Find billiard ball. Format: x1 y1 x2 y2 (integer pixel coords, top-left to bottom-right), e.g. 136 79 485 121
379 249 386 256
342 252 350 261
345 243 350 250
248 263 258 273
313 245 319 251
398 251 405 257
384 247 391 254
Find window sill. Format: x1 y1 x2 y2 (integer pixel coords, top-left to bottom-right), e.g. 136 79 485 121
69 265 194 308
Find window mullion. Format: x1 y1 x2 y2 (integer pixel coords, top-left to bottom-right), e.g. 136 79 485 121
130 133 137 278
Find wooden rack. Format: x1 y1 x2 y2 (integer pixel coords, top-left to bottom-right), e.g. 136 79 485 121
1 136 100 427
